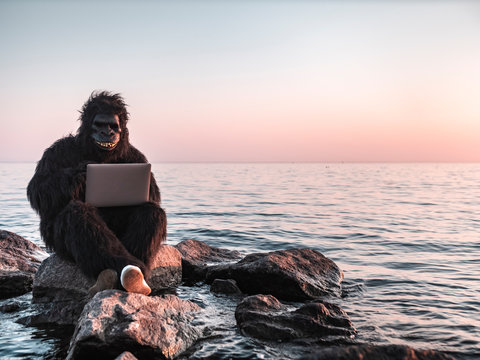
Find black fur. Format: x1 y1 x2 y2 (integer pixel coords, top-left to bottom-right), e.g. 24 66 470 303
27 91 166 279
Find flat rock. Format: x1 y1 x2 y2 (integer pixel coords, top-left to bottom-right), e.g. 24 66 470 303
175 239 242 281
27 245 182 325
206 248 343 301
235 294 356 342
300 344 456 360
0 230 48 299
67 290 201 360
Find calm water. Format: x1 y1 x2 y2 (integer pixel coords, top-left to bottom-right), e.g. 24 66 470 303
0 163 479 359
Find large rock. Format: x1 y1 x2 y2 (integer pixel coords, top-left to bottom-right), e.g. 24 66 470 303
300 344 456 360
148 244 182 291
28 254 95 325
175 239 242 281
26 245 182 325
206 248 343 301
67 290 201 360
235 294 355 342
0 230 48 299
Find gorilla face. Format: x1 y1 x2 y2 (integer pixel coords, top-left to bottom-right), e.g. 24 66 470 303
91 114 122 151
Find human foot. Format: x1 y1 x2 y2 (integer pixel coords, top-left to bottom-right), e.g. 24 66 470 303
88 269 118 296
120 265 151 296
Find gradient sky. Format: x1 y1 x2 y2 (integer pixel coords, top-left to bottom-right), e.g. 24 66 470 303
1 0 479 162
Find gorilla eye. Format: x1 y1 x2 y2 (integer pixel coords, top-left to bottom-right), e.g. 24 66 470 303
112 124 119 131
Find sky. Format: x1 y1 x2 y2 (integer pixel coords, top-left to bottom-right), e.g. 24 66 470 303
1 0 479 162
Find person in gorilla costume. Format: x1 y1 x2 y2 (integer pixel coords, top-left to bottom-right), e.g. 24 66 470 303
27 91 166 295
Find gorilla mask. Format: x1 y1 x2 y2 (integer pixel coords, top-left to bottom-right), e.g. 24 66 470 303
77 91 130 158
91 114 122 151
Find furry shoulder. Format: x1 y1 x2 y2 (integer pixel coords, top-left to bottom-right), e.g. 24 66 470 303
38 135 80 169
125 145 149 163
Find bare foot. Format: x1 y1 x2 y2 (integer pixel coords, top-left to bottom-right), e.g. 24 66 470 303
120 265 151 296
88 269 118 296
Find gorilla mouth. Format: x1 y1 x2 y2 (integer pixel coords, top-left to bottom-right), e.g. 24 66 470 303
95 141 118 150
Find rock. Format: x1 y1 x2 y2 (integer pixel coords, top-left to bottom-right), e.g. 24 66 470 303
26 245 182 325
235 294 355 342
33 254 94 302
115 351 138 360
210 279 242 295
175 239 242 282
0 295 30 313
0 302 22 313
0 270 35 299
206 248 343 301
0 230 48 299
148 245 182 293
67 290 202 360
300 344 456 360
27 254 94 325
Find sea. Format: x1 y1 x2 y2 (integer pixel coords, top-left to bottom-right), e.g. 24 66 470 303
0 162 479 359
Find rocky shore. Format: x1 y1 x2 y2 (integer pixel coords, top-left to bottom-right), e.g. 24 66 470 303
0 230 48 299
0 229 456 360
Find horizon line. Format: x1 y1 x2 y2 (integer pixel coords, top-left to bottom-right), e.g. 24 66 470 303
1 160 480 164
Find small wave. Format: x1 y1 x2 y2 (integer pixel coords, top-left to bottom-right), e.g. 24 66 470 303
173 211 241 217
397 201 437 206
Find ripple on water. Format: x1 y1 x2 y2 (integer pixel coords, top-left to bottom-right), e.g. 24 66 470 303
1 163 480 359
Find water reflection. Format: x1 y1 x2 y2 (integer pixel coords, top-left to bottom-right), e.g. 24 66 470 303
0 162 479 359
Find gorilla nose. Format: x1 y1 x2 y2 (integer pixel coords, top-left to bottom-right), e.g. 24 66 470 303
101 127 115 136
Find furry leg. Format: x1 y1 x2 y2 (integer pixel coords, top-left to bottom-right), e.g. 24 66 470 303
53 200 147 278
119 202 167 273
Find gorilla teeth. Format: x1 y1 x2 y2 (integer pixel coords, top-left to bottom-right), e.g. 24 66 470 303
96 141 116 148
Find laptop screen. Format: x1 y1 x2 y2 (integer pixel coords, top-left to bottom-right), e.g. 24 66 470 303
85 163 151 207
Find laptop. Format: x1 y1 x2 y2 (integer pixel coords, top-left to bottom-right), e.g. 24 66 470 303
85 163 151 207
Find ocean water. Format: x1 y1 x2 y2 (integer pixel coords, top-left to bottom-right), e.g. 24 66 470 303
0 162 479 359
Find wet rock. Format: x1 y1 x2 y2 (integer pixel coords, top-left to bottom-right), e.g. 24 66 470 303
0 296 30 313
210 279 242 295
67 290 201 360
0 302 22 313
115 351 138 360
175 239 242 282
0 230 48 299
235 294 356 342
206 248 343 301
26 245 182 325
300 344 456 360
148 245 182 293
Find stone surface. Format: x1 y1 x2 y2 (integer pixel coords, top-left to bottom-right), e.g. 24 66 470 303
235 294 356 342
175 239 242 282
0 293 30 313
26 245 182 325
115 351 138 360
206 248 343 301
67 290 202 360
148 245 182 293
210 279 242 295
27 254 94 325
0 230 48 299
300 344 456 360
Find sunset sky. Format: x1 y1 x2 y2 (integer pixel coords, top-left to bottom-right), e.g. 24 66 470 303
1 1 479 162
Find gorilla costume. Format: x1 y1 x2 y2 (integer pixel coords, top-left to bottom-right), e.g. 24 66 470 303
27 91 166 295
